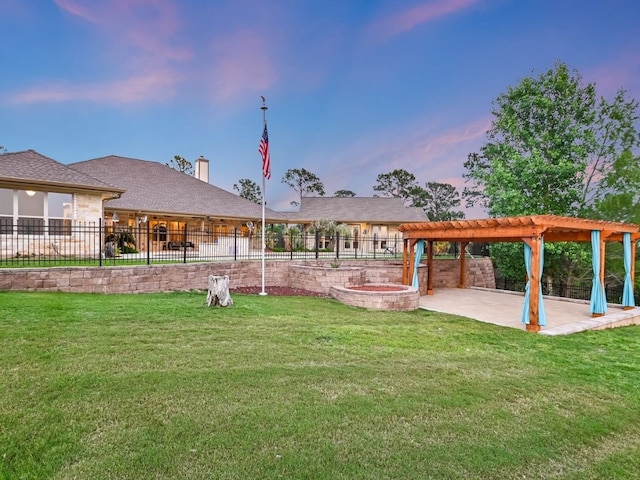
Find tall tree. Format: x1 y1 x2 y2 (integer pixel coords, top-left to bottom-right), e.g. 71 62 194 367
233 178 262 204
463 62 640 219
590 150 640 224
372 169 417 205
333 189 356 197
166 155 194 175
281 168 325 207
411 182 465 221
463 61 640 281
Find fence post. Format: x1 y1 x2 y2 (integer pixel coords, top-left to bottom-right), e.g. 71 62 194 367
99 217 103 267
336 232 340 260
315 231 320 260
373 233 377 260
234 228 238 261
182 225 187 263
146 222 150 265
289 231 293 260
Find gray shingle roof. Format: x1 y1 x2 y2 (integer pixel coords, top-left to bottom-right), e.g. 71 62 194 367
288 196 428 223
70 155 284 221
0 150 123 193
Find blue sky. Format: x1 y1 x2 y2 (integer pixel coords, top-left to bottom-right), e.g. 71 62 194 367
2 0 639 217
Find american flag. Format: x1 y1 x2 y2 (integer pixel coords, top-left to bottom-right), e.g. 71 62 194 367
259 124 271 180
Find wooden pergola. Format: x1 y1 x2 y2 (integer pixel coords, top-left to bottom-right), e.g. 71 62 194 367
399 215 640 332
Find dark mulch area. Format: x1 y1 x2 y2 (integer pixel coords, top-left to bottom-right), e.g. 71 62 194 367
230 286 328 297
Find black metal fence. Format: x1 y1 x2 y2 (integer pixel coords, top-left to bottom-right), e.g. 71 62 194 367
495 277 639 304
0 222 492 268
0 223 388 267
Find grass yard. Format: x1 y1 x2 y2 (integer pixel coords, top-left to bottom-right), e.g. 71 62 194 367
1 291 640 479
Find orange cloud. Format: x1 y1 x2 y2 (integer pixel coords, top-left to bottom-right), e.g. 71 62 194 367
367 0 481 41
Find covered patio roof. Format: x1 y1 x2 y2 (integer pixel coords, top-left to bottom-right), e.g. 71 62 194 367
398 215 640 333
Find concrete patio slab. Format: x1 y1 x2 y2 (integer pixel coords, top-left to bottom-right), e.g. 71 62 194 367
419 287 640 335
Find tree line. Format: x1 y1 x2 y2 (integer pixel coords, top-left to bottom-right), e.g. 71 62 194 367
167 60 640 287
233 167 464 222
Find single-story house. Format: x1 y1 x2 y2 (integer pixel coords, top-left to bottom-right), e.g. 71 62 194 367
283 196 428 253
69 155 286 252
0 149 428 256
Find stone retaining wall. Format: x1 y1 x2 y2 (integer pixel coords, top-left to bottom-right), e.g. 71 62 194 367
0 258 495 294
288 265 366 294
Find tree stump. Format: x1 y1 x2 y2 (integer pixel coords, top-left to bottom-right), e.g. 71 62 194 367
206 275 233 307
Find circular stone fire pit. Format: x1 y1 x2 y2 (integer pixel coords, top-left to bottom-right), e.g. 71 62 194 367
329 283 420 311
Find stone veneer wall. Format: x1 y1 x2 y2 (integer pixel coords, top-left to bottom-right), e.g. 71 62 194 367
430 258 496 289
74 192 104 224
0 258 494 294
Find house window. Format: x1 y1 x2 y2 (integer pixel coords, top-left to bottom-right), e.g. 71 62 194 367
0 189 12 215
49 219 72 235
1 189 14 233
0 189 73 236
17 190 45 234
0 216 12 234
152 223 167 242
17 217 45 235
18 190 45 216
48 193 73 235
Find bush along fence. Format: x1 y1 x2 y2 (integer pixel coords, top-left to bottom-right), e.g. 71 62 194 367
495 277 640 305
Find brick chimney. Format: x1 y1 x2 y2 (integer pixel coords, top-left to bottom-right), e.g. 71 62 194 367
195 156 209 183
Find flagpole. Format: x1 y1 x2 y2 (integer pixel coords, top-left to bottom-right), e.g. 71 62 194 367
259 97 268 296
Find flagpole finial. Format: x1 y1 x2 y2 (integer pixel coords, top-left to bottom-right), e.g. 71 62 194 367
260 96 267 111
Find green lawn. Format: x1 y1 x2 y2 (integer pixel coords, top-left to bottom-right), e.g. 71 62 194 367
1 291 640 479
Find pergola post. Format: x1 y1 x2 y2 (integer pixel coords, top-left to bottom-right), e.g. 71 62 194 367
427 240 434 295
402 238 409 285
407 239 416 287
526 236 542 333
632 236 637 286
600 234 607 289
459 241 468 289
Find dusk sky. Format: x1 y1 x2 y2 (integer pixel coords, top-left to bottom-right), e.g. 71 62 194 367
2 0 639 217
